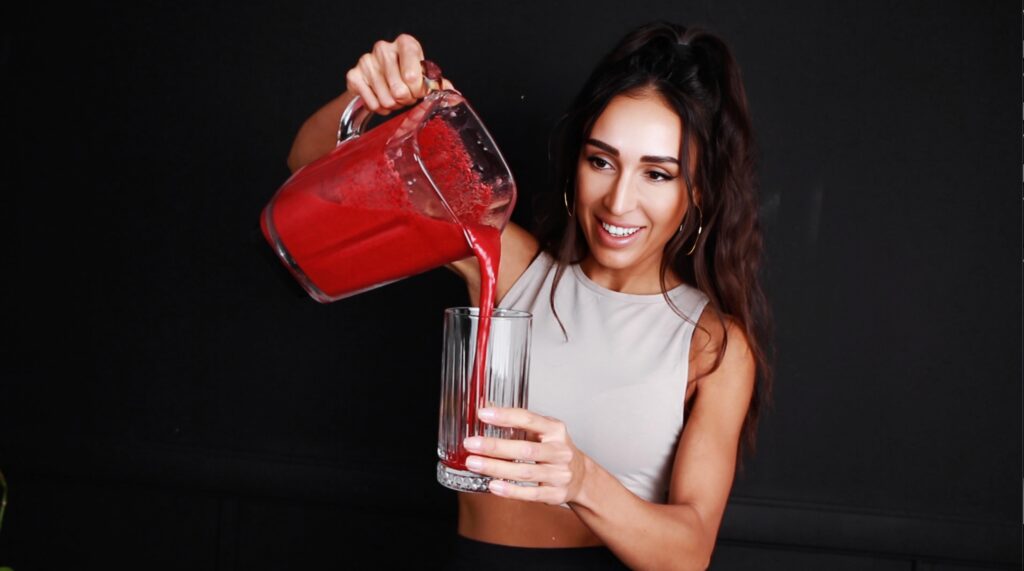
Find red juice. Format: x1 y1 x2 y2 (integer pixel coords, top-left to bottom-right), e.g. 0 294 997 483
263 108 493 300
417 113 493 223
415 118 503 471
449 223 500 470
262 107 506 473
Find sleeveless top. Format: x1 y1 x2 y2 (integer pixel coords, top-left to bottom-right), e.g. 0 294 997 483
497 251 711 507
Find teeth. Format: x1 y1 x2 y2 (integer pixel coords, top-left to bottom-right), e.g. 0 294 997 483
601 221 640 237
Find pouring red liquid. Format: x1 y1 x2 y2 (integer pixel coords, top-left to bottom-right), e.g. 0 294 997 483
456 225 500 470
261 109 495 300
261 107 505 473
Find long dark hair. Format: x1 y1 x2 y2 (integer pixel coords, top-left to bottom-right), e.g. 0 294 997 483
532 21 774 471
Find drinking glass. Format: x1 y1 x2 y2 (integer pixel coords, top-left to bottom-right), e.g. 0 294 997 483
437 307 532 492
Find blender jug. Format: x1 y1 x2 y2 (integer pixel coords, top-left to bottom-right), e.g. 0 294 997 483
260 61 516 303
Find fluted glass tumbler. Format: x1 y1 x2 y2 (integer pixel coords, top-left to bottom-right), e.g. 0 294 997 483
437 307 532 493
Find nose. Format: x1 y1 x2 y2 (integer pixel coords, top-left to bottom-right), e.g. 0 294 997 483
603 172 637 216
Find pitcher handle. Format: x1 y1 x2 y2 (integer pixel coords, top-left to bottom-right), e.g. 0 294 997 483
337 59 445 144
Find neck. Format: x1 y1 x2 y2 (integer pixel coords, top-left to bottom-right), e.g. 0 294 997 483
578 254 684 295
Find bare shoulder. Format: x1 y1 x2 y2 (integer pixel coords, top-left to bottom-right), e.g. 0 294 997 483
669 307 756 556
495 222 541 302
688 306 756 389
445 221 540 306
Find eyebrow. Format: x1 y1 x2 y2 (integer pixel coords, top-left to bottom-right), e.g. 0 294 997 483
584 138 680 166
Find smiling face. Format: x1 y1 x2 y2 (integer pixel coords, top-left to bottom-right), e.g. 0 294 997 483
575 89 698 293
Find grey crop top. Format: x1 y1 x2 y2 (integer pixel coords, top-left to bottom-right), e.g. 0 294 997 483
496 250 710 507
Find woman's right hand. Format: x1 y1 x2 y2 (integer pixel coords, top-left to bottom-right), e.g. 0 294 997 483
345 33 456 116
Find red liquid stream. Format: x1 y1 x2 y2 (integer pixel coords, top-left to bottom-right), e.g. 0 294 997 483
262 110 502 473
415 116 501 472
455 225 500 470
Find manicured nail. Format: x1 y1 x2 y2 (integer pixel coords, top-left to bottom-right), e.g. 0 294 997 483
466 456 484 470
489 480 508 494
478 408 496 420
464 436 483 449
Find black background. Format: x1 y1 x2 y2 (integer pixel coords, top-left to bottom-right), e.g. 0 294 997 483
2 1 1020 569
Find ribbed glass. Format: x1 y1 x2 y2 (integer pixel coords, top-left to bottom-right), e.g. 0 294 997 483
437 307 531 492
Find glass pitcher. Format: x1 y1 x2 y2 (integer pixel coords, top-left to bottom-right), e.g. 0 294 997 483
260 61 516 303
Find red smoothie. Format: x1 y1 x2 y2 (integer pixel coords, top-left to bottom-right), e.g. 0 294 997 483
263 109 492 299
452 224 500 470
262 107 504 473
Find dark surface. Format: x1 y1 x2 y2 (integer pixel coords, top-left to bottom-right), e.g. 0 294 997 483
2 1 1019 569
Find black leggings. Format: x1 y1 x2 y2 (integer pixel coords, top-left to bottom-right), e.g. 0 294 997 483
441 534 631 570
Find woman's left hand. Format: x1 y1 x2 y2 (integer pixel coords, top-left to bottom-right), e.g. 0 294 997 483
464 407 588 505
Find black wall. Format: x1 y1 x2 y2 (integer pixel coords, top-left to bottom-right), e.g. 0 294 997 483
2 1 1020 569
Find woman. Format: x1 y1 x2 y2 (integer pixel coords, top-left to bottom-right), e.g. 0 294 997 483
287 21 773 571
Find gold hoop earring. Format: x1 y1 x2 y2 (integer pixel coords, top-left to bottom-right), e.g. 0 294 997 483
684 205 703 256
563 188 574 217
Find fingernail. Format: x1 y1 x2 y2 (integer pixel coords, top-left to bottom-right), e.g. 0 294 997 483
466 456 484 470
489 480 508 494
464 436 483 450
478 408 495 420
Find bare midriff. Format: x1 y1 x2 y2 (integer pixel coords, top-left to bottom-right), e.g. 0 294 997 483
456 374 700 548
457 492 604 547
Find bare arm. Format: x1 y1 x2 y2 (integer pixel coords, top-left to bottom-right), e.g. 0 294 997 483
464 313 754 569
448 222 539 307
285 90 358 174
569 316 756 570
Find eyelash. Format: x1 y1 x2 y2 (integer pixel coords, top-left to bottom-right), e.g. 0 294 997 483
586 156 674 182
